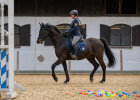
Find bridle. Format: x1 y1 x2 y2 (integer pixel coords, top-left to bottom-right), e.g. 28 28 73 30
39 27 50 41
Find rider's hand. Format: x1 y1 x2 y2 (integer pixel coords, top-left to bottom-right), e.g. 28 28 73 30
64 31 69 37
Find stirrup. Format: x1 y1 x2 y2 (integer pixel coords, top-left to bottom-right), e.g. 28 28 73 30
71 54 77 60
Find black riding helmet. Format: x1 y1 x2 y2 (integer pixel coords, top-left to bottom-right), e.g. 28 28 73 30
70 10 78 16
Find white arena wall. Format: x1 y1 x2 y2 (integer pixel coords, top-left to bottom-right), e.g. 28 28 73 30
1 17 140 72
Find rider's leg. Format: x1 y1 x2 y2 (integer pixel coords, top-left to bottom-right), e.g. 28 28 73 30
72 36 80 59
73 44 78 56
72 36 81 45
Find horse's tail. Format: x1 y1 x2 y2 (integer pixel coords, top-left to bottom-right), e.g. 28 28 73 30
100 38 116 67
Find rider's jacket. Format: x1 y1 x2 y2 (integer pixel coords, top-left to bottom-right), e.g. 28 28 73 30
66 18 81 36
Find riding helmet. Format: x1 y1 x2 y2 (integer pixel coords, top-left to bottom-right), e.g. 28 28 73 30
70 10 78 16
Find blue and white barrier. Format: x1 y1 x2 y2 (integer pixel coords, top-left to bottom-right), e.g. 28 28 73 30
0 49 9 90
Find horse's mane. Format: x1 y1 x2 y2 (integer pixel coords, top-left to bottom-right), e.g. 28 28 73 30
44 23 62 34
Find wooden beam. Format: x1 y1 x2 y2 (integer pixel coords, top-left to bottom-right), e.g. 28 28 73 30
119 0 122 14
120 50 123 74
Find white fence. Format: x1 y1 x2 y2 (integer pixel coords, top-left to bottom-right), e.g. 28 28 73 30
15 49 140 73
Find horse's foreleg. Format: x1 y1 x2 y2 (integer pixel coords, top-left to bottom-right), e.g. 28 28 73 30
51 59 62 82
62 61 69 84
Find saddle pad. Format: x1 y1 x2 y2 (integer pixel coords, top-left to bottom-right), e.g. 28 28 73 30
66 38 86 52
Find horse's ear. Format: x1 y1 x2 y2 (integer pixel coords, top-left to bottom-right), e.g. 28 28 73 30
42 23 44 27
39 23 41 26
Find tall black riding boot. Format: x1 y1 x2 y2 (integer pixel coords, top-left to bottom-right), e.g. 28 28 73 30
72 44 77 60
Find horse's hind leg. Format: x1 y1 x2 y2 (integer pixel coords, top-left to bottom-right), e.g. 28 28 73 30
96 56 106 83
87 57 99 83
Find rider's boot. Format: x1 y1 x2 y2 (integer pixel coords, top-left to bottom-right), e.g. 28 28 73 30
71 44 78 60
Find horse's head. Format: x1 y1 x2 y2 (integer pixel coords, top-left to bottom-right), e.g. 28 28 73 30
37 23 50 44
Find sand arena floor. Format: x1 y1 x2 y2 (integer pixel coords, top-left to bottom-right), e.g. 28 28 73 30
1 74 140 100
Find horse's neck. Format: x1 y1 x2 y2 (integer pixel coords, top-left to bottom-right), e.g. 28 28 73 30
49 31 65 48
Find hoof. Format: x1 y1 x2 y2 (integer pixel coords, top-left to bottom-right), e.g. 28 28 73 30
63 81 69 84
54 77 58 82
99 80 105 83
90 78 94 83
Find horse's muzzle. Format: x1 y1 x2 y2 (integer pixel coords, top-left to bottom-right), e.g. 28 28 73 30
37 39 43 44
37 40 40 44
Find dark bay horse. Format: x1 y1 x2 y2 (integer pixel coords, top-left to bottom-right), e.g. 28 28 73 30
37 23 116 84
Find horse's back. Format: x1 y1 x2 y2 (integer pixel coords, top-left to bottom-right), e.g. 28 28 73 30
85 38 103 46
85 38 104 53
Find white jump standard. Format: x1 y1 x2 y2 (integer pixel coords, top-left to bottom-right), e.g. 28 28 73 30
0 0 25 99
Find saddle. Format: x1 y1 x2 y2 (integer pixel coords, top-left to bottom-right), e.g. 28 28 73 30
66 36 86 53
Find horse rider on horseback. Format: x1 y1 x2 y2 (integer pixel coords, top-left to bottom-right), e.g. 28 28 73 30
65 10 82 59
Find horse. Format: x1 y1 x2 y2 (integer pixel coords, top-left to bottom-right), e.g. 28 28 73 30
37 23 116 84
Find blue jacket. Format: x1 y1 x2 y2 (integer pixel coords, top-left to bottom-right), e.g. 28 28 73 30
66 18 81 36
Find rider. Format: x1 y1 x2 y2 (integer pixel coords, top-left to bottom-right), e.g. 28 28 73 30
65 10 81 59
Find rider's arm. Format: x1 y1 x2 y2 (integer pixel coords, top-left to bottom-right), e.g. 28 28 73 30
66 20 79 34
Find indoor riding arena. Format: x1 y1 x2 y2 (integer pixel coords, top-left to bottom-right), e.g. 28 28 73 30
0 0 140 100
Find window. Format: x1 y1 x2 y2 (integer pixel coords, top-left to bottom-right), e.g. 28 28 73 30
0 24 20 47
100 24 131 46
100 24 111 44
36 0 104 16
14 25 20 47
4 0 140 16
132 25 140 46
106 0 119 14
44 24 86 46
0 24 31 47
4 0 104 16
106 0 136 14
20 24 31 46
14 0 35 16
138 0 140 16
110 24 131 46
121 0 136 14
4 0 35 16
80 24 87 39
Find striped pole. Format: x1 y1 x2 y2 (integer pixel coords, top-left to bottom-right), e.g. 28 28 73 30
0 48 9 89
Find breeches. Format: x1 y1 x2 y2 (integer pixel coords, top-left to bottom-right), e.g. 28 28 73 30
72 36 81 45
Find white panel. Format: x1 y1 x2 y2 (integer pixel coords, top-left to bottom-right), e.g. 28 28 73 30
123 51 140 71
35 47 59 71
19 51 35 71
